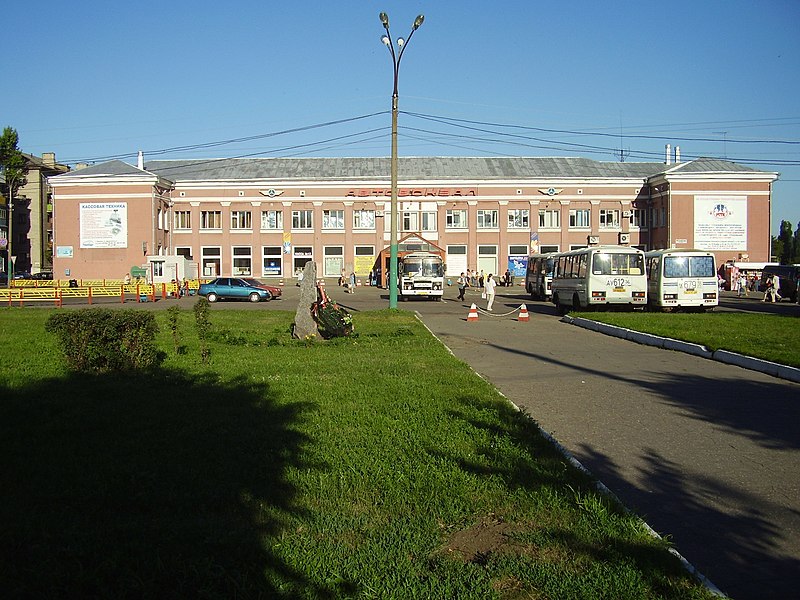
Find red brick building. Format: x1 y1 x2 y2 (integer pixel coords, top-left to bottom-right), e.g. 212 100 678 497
48 154 778 281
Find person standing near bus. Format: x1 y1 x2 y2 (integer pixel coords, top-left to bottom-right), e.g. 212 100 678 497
484 273 496 311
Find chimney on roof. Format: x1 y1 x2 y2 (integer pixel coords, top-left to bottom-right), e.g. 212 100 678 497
42 152 56 168
137 150 144 170
75 163 89 170
665 144 672 165
674 146 681 164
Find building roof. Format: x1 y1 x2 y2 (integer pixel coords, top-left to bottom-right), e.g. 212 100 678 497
141 156 672 182
52 156 776 184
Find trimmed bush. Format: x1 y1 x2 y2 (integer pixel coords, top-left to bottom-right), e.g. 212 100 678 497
45 309 163 373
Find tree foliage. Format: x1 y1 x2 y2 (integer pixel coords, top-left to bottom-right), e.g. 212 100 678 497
0 126 29 198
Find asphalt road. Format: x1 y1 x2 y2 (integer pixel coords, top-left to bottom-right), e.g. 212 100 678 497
63 282 800 598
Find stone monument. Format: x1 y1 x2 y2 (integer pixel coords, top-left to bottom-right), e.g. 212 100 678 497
292 261 319 339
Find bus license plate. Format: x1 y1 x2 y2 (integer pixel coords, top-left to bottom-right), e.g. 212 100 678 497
613 286 625 292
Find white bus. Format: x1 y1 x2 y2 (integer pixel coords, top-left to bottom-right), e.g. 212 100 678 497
645 249 718 311
551 245 647 313
525 253 556 300
398 252 445 300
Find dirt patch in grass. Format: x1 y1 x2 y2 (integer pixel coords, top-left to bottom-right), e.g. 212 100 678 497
441 515 523 565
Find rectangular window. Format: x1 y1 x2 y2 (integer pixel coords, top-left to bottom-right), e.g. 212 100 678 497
477 210 499 229
176 247 193 259
322 209 345 229
355 245 374 256
446 209 467 229
507 209 529 229
174 210 191 230
353 209 375 229
292 210 313 229
200 210 222 229
509 245 528 255
539 209 560 229
152 261 164 277
402 212 418 232
231 210 252 230
262 246 282 277
323 246 344 277
232 246 252 276
421 212 436 231
599 209 620 229
569 209 590 228
261 210 283 230
631 209 648 228
201 246 221 277
540 245 559 254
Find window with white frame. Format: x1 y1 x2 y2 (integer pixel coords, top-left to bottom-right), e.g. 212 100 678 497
152 261 164 277
477 209 499 228
631 208 648 228
201 246 221 277
569 209 590 228
540 245 559 254
323 246 344 277
231 210 252 230
292 210 313 229
599 209 620 229
509 245 528 256
538 209 560 229
262 246 282 276
200 210 222 229
507 209 529 229
176 246 193 259
421 211 436 231
353 209 375 229
261 209 283 230
232 246 252 276
174 210 191 230
402 212 418 232
446 209 467 229
322 209 345 229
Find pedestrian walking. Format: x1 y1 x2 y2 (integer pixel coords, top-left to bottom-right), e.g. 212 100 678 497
457 272 468 301
484 273 496 311
349 271 356 294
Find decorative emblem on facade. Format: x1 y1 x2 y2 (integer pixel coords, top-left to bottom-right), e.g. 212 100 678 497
260 189 284 198
538 187 563 196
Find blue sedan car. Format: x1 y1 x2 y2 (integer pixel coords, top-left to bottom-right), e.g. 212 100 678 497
197 277 281 303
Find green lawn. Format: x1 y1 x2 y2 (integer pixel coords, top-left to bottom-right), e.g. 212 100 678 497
0 307 717 599
572 311 800 368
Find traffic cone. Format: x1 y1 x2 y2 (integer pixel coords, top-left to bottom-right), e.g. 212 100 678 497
518 304 529 322
467 303 479 322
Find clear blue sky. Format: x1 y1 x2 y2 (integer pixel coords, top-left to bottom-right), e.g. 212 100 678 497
5 0 799 232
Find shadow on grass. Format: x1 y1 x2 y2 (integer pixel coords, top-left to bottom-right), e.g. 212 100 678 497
429 395 716 599
0 369 331 597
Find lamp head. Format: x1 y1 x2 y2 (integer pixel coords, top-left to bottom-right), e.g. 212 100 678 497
413 14 424 29
381 35 390 46
379 12 389 29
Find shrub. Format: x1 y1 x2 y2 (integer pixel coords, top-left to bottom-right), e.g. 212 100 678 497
45 309 163 373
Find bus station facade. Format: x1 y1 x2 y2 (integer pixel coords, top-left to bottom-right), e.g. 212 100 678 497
48 153 778 283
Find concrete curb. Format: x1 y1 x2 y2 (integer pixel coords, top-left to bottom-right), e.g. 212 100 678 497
417 313 727 598
564 316 800 383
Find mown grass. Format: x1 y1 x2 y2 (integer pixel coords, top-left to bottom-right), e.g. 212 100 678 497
572 311 800 368
0 307 717 599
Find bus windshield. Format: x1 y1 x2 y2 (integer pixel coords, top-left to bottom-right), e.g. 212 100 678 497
664 255 715 278
402 259 443 277
592 252 644 276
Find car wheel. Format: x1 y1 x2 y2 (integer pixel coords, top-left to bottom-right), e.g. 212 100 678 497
249 292 261 303
207 292 218 303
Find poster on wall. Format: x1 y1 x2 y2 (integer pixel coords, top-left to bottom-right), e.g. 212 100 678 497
80 203 128 248
693 196 747 251
507 255 528 278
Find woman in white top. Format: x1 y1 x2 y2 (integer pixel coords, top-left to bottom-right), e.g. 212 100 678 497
484 273 497 311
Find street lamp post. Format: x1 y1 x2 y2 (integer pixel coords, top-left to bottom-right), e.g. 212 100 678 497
380 11 424 308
